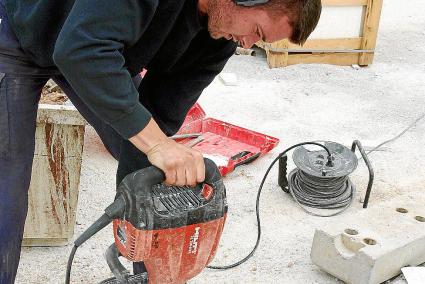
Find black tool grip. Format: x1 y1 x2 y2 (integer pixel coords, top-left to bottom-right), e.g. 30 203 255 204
203 157 223 186
231 151 261 169
118 157 221 196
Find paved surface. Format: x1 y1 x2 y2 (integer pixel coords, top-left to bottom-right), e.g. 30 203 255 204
16 0 425 283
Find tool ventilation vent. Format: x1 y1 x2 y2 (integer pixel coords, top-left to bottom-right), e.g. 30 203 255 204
152 185 205 214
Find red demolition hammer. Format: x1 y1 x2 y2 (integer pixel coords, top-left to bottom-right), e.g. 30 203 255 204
66 158 227 284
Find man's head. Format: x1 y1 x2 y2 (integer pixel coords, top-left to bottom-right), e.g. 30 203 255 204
202 0 321 48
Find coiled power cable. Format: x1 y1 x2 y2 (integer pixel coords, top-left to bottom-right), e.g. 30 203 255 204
287 168 355 217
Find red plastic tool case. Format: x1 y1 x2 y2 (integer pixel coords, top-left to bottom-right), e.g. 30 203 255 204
176 103 279 176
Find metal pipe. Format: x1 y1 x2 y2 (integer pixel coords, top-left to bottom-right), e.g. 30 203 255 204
267 47 375 53
351 140 374 208
185 136 204 148
170 133 202 140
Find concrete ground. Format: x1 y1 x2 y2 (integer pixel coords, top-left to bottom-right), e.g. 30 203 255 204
16 0 425 283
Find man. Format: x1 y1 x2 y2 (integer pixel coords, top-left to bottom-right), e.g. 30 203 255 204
0 0 321 282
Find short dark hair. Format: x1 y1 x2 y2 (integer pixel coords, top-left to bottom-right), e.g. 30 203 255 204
261 0 322 45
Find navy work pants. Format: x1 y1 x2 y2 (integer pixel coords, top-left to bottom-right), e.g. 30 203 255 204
0 2 150 282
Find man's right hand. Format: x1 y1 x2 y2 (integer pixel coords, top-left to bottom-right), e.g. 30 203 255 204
129 118 205 186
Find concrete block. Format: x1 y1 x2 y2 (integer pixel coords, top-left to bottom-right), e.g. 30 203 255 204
310 203 425 284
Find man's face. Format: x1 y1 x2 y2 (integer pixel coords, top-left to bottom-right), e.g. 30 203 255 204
206 1 293 48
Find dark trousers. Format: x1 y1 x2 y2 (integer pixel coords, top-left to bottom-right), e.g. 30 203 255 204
0 3 150 282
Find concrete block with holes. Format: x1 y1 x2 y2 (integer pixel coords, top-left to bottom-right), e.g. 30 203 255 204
310 203 425 284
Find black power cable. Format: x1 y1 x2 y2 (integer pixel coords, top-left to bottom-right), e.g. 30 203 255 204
207 142 331 270
65 198 125 284
65 246 78 284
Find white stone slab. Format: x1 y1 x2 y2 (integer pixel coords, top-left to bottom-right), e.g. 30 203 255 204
310 203 425 284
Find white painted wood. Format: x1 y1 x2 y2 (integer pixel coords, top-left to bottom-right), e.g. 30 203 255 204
309 6 365 39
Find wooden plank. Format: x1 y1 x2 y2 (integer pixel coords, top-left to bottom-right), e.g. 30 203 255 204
258 38 363 51
22 238 68 247
23 122 85 246
359 0 383 65
257 39 363 67
288 38 363 50
322 0 367 6
287 53 360 66
255 41 268 50
265 39 289 68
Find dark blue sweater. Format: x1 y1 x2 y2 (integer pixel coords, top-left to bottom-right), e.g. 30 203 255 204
5 0 236 137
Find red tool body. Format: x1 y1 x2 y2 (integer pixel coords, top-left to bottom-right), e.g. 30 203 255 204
113 219 226 283
105 158 227 284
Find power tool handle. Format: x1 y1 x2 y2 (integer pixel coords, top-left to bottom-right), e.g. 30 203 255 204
137 165 166 187
203 157 222 185
137 157 221 187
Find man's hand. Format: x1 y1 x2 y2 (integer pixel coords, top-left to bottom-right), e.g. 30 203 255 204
129 118 205 186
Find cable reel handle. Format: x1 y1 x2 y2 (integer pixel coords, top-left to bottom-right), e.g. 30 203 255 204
278 155 289 193
351 140 375 208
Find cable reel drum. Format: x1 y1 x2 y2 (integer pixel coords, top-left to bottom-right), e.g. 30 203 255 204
279 141 374 217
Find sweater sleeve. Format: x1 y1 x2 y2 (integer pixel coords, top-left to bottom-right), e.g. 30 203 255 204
138 37 237 136
53 0 159 139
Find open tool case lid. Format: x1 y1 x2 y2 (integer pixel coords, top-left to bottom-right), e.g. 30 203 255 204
176 103 279 176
